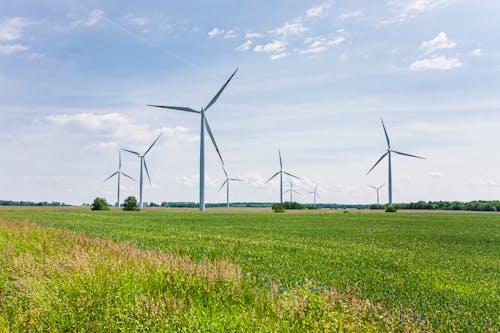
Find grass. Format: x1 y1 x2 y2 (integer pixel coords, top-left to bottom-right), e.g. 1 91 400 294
0 208 498 332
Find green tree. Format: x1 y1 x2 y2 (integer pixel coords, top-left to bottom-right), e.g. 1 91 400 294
91 197 110 211
123 196 140 211
272 203 285 213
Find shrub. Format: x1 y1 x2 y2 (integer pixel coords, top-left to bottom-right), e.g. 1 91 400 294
123 196 140 211
385 205 397 213
91 197 110 211
272 203 285 213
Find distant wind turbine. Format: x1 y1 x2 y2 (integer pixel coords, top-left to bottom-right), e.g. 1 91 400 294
284 178 300 202
367 118 425 205
307 185 320 208
218 165 244 208
266 150 301 204
148 68 238 212
122 134 161 209
368 184 385 205
104 150 136 207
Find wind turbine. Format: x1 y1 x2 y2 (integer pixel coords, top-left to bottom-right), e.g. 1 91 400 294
265 150 301 204
104 151 136 207
218 165 244 208
367 118 425 205
284 179 300 202
122 134 161 209
368 184 385 205
307 185 320 208
148 69 238 212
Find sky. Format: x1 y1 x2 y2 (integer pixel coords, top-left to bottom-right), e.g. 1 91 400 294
1 0 500 206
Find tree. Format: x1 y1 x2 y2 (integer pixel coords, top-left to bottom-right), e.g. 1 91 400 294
385 205 397 213
272 203 285 213
123 196 140 211
91 197 110 211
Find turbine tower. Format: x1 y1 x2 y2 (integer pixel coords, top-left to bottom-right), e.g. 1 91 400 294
367 118 424 205
218 165 244 208
122 134 161 209
307 185 320 208
148 69 237 211
104 150 136 207
265 150 301 204
368 184 385 205
284 179 300 202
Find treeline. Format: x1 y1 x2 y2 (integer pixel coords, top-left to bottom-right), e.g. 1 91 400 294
0 200 68 206
143 202 369 209
370 200 500 212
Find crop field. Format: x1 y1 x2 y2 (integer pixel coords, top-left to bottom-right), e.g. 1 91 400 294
0 208 498 332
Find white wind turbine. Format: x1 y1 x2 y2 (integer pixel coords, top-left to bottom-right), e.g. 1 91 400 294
284 178 300 202
367 118 425 206
148 69 238 212
218 165 244 208
122 134 161 209
265 150 301 204
104 150 136 207
307 185 320 208
368 184 385 205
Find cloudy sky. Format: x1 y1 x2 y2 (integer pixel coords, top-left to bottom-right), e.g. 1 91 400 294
1 0 499 205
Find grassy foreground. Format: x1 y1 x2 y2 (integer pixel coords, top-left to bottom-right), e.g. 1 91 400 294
0 208 498 332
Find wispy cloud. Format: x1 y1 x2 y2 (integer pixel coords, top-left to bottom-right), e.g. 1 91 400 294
306 1 332 18
208 27 225 38
0 43 29 55
469 48 481 57
0 17 34 41
72 9 104 28
410 56 463 71
245 32 262 39
208 27 237 39
420 32 457 55
382 0 457 24
254 40 287 53
272 21 308 38
300 36 345 55
125 14 150 26
337 10 363 21
235 40 252 52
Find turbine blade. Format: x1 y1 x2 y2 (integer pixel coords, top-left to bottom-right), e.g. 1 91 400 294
381 118 390 148
230 178 244 181
283 171 301 180
204 117 224 164
144 133 161 155
218 179 228 192
103 171 118 182
147 105 200 114
122 149 140 156
367 152 389 175
222 164 228 178
378 184 385 190
368 185 378 190
279 149 283 169
205 68 238 111
265 171 280 184
284 189 291 193
121 172 136 182
314 184 318 192
316 193 321 198
392 150 425 159
143 159 152 185
119 150 122 170
292 190 300 194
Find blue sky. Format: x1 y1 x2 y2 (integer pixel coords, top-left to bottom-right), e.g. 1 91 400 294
1 0 499 205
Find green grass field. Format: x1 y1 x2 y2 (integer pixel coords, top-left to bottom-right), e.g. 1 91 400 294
0 208 498 332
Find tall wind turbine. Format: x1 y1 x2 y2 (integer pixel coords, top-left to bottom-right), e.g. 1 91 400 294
218 165 244 208
148 69 238 212
307 185 320 208
122 134 161 209
265 150 301 204
284 179 300 202
104 151 136 207
367 118 424 205
368 184 385 205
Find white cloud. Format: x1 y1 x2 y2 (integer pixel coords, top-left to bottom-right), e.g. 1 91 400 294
235 40 252 52
224 29 237 39
383 0 456 24
409 56 462 71
208 27 225 38
85 141 118 151
470 48 482 57
428 171 443 178
0 17 33 41
254 40 287 53
270 52 288 60
25 52 45 59
420 32 457 55
72 9 104 28
272 22 308 38
126 14 149 26
245 32 262 39
300 36 345 55
337 10 363 21
0 43 29 55
306 2 331 18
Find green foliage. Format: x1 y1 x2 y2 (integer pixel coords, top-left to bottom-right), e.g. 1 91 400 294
385 205 397 213
0 209 498 332
123 196 139 211
272 203 285 213
91 197 110 211
370 200 500 212
283 201 307 210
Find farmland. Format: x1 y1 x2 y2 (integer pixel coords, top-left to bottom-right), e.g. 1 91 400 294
0 208 498 332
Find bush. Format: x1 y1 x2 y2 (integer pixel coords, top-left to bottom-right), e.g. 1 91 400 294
283 201 307 210
385 205 397 213
123 196 140 211
272 203 285 213
91 197 110 211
